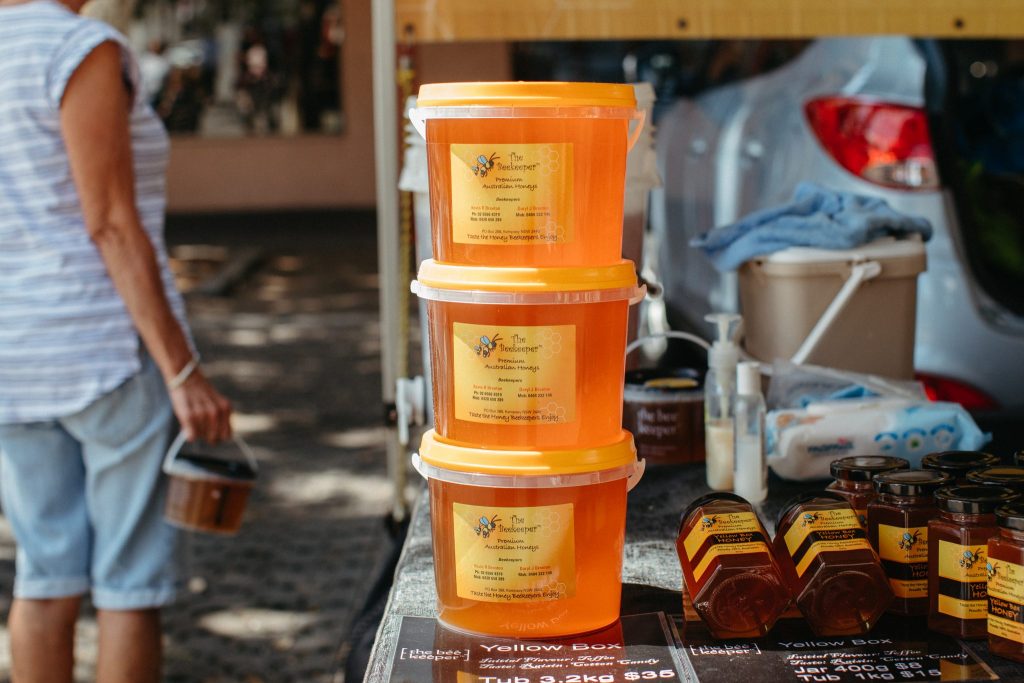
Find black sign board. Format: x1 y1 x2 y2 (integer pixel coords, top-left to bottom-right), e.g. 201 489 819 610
386 612 686 683
678 616 998 682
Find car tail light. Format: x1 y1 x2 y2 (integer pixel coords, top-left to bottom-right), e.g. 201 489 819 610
805 97 938 190
916 372 1000 412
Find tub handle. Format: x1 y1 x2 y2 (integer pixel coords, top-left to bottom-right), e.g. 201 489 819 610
627 458 646 491
626 109 647 152
411 452 428 480
162 431 259 476
409 108 427 139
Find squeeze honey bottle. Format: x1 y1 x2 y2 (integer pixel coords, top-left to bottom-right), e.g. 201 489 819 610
922 451 1000 484
928 485 1019 640
677 493 790 639
867 469 952 616
987 504 1024 663
826 456 909 528
773 492 892 636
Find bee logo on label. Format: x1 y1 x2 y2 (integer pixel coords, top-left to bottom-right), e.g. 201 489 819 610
801 512 820 527
474 514 500 538
898 529 921 551
988 561 1000 580
473 333 502 358
472 153 499 178
701 515 718 530
960 548 982 570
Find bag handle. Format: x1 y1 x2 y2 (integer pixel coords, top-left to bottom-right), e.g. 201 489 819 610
163 431 259 475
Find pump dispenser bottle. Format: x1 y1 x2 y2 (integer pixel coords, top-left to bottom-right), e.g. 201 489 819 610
734 361 767 503
704 313 741 491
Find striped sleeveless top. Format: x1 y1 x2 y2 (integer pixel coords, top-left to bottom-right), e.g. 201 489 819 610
0 0 189 423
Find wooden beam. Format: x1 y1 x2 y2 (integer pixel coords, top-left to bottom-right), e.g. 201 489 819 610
395 0 1024 42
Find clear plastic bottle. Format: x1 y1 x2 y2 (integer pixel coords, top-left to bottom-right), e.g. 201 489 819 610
704 313 741 491
733 361 767 504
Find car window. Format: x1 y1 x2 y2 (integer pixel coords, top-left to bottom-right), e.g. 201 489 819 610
935 40 1024 317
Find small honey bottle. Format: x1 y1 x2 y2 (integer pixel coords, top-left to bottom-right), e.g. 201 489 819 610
867 469 952 616
677 492 791 639
773 492 892 636
827 456 909 527
928 485 1019 639
988 503 1024 663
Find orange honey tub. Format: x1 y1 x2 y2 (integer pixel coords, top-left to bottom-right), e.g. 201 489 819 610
412 82 643 267
415 430 644 638
412 260 645 450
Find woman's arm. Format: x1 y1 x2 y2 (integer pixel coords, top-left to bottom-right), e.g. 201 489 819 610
60 41 231 443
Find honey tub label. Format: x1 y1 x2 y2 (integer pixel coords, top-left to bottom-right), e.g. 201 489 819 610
988 557 1024 643
452 502 576 603
453 323 575 425
683 511 771 583
937 540 989 620
783 508 872 578
449 143 574 245
877 524 930 600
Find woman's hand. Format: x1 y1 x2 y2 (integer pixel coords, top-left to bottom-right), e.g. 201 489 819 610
169 369 233 444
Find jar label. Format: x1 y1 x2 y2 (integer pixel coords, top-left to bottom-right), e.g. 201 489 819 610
683 511 771 582
937 540 989 620
452 502 576 603
876 524 930 599
450 143 574 245
988 558 1024 643
783 508 871 578
453 323 576 425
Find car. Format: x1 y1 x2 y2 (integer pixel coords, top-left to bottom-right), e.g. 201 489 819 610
650 36 1024 431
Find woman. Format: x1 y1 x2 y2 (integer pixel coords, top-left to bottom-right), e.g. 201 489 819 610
0 1 232 680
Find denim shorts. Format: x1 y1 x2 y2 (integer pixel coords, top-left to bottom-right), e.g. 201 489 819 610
0 353 180 610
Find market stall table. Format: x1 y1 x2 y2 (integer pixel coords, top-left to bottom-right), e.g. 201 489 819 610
364 463 1024 682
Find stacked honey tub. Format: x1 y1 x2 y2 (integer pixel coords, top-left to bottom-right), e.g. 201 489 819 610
409 82 647 638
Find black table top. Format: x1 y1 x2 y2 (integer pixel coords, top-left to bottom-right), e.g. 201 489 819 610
364 463 1024 682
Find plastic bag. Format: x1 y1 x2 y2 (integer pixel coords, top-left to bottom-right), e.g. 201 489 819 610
767 397 991 481
766 359 926 410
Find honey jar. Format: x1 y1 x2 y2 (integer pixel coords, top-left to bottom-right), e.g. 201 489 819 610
867 469 952 616
988 503 1024 663
922 451 1000 484
968 466 1024 493
677 492 790 639
827 455 909 527
773 492 892 636
928 485 1019 640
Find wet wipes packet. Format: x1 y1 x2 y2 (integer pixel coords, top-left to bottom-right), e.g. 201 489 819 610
767 398 990 481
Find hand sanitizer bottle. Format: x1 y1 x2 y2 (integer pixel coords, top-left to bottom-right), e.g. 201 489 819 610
734 361 767 504
704 313 741 491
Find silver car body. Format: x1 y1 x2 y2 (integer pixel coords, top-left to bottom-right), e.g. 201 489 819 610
651 36 1024 413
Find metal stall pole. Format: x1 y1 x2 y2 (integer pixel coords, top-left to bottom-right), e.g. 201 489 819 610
371 0 409 521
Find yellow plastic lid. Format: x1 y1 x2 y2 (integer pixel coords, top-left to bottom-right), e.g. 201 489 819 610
415 259 638 293
417 82 637 108
418 430 637 477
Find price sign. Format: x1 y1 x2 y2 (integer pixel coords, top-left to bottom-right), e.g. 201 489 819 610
385 613 686 683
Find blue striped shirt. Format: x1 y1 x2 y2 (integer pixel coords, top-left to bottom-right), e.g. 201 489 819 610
0 0 189 423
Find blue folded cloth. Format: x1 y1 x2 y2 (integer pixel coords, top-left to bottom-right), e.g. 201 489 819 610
691 182 933 271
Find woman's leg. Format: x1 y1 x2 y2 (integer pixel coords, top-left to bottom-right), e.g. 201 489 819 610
9 596 81 683
0 421 91 683
96 608 162 683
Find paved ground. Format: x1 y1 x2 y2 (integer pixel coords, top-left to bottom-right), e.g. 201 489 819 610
0 212 402 682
